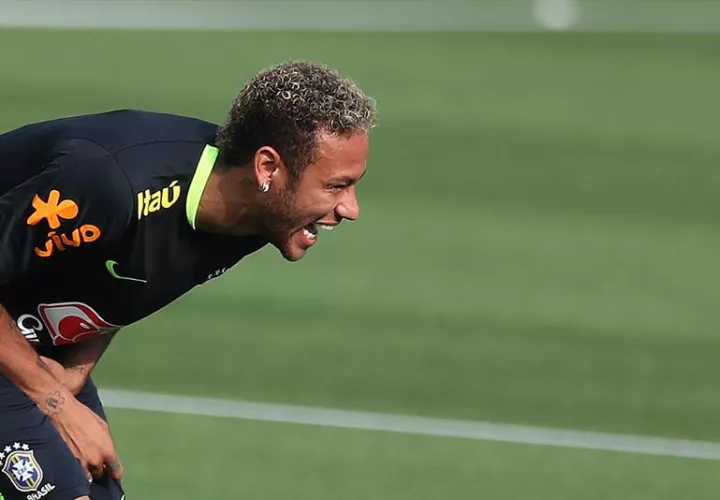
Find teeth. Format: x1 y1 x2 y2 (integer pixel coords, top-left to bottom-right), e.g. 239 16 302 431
301 222 334 242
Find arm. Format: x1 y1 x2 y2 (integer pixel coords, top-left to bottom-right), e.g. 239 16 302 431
40 331 118 395
0 145 134 479
0 302 75 414
0 302 123 479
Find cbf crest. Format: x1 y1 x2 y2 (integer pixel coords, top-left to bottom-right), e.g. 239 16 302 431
1 443 43 492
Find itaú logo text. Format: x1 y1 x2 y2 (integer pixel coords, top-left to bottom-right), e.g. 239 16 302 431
137 180 181 219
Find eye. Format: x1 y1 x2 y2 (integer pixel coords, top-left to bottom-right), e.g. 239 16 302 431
327 184 346 191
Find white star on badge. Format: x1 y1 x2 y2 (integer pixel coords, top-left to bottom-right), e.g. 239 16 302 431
3 446 10 453
0 453 5 461
12 443 20 450
21 444 29 451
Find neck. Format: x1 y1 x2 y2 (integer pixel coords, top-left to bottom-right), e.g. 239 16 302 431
194 165 261 236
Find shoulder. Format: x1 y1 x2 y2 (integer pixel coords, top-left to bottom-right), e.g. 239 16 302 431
53 109 218 191
4 109 218 158
53 137 131 197
51 109 218 151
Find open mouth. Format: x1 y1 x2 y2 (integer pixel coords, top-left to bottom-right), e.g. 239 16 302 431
300 222 335 244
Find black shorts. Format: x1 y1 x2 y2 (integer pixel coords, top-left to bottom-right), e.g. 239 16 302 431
0 376 124 500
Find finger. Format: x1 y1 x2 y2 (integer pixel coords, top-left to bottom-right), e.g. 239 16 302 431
85 453 105 479
89 463 105 480
78 459 93 482
105 455 124 480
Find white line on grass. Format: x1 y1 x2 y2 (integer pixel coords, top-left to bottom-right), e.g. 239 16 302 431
99 389 720 461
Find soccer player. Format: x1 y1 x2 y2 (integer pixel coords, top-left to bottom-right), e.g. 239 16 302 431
0 60 376 500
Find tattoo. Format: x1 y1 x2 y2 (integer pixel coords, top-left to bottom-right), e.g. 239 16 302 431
44 390 66 419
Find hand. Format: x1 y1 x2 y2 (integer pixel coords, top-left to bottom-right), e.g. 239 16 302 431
39 356 86 395
42 389 124 480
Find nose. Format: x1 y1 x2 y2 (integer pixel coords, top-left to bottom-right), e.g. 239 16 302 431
335 186 360 221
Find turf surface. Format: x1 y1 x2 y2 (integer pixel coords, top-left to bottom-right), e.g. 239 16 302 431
1 28 719 498
110 408 720 500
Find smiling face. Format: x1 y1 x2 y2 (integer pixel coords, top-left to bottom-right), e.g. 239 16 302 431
212 60 376 259
257 130 369 261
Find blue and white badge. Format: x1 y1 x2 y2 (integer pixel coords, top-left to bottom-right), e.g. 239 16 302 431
1 443 43 492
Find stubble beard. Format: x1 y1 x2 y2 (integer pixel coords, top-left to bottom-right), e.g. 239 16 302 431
259 186 303 257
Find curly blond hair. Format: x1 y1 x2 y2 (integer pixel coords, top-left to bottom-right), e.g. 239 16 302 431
216 60 376 178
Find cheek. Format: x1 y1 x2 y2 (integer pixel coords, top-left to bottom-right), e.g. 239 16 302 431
298 191 338 216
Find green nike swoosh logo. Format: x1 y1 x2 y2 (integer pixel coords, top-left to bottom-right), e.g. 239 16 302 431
105 260 148 283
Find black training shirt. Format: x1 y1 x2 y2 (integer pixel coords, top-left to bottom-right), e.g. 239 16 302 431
0 110 266 348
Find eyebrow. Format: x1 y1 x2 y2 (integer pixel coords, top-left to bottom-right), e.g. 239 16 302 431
328 170 367 184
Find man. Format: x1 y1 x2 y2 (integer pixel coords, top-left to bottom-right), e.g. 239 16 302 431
0 60 376 500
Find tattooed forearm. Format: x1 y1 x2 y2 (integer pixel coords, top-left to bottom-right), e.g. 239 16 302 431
44 390 66 419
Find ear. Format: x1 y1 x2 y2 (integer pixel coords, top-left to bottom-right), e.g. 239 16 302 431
253 146 288 191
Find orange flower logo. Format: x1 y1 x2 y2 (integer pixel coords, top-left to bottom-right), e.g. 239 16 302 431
26 190 79 229
25 190 102 258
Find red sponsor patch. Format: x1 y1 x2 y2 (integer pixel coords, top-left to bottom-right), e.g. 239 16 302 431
37 302 119 346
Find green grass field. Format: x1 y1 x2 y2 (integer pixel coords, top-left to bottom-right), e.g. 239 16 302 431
1 28 720 498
